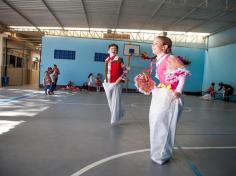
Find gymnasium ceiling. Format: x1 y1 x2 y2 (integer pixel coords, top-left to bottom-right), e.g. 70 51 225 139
1 0 236 45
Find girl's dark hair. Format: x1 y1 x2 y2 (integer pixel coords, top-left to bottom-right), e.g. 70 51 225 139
178 57 191 65
219 82 224 86
157 36 172 53
108 44 119 51
88 73 93 78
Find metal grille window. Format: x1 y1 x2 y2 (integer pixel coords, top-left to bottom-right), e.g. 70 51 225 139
94 53 109 62
16 57 23 68
9 55 16 67
54 50 76 60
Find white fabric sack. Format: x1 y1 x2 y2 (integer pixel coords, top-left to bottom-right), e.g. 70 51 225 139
149 88 183 164
103 82 123 125
201 93 213 101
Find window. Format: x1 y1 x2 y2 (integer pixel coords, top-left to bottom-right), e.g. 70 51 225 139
9 55 16 67
16 57 23 68
54 50 76 60
94 53 109 62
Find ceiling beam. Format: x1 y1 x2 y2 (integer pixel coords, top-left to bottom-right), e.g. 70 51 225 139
207 22 236 37
0 21 9 33
2 0 43 33
41 0 64 29
8 36 38 48
139 0 166 30
81 0 90 28
150 0 166 19
186 5 236 32
115 0 124 29
164 0 206 31
15 35 42 40
0 21 8 28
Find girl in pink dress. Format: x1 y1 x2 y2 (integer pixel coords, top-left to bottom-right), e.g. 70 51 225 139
149 36 190 164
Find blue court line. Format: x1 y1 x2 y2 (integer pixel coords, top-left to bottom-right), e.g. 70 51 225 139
176 142 203 176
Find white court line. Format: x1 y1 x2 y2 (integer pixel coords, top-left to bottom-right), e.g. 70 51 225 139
183 107 192 112
70 146 236 176
179 146 236 150
70 149 149 176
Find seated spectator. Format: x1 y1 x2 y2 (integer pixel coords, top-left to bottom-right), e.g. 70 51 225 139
81 82 88 91
87 73 94 91
96 73 102 92
201 82 216 101
65 81 80 91
218 82 224 92
207 82 216 97
66 81 73 89
223 83 234 101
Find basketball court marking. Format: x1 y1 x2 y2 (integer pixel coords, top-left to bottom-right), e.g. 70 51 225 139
71 146 236 176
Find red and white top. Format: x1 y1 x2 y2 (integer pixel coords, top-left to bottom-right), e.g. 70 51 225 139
105 56 124 83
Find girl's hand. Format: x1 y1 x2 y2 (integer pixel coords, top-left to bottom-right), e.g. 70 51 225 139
174 91 182 99
115 77 121 85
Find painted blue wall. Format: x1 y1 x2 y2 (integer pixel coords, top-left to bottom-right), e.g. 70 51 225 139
203 42 236 91
203 26 236 91
41 36 205 92
172 47 205 92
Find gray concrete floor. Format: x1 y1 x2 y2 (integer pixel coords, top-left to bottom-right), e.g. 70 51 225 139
0 87 236 176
